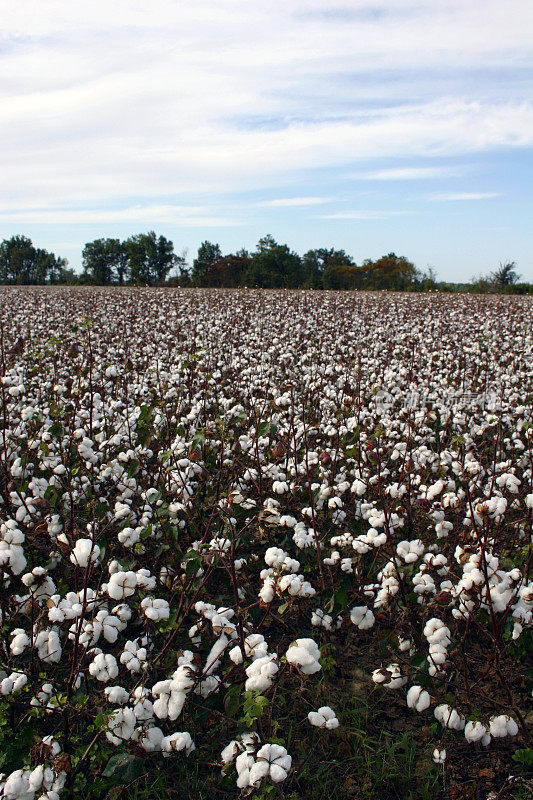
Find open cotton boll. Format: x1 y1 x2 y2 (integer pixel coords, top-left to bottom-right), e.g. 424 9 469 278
307 706 339 729
162 731 195 756
286 638 321 675
372 663 406 689
489 714 519 738
70 538 100 568
104 686 130 705
107 571 137 600
433 748 446 764
250 743 292 786
350 605 375 630
106 707 136 744
140 597 170 621
228 633 268 664
120 639 148 673
406 685 431 712
34 629 62 663
137 726 164 752
10 629 30 655
464 720 488 743
89 653 119 683
434 704 465 731
245 654 278 691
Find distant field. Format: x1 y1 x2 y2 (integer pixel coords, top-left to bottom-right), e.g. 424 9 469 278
0 288 531 800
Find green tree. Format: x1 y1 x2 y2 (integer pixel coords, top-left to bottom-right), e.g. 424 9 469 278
82 238 126 285
0 236 68 285
245 236 303 288
124 232 180 285
192 241 223 286
491 261 519 288
303 248 357 288
361 253 420 290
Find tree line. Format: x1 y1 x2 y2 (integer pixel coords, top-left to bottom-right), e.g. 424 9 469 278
0 233 529 293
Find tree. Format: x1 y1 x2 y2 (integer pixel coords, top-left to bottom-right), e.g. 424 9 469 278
491 261 519 288
0 236 68 285
303 248 357 289
245 236 303 288
123 232 180 285
192 241 223 286
82 238 126 285
361 253 420 290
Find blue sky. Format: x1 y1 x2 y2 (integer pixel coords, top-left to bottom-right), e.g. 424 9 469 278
1 1 532 281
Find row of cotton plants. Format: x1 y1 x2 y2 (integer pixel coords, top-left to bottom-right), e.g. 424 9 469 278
0 287 531 799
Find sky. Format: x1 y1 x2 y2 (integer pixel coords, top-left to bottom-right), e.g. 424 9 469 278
1 0 533 281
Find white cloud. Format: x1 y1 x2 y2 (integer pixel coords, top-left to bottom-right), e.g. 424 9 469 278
316 210 412 220
259 197 331 207
359 166 464 180
0 1 531 218
0 204 244 227
430 192 502 201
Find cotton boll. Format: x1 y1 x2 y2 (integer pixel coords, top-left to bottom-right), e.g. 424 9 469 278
104 686 130 705
434 704 465 731
286 638 321 675
350 605 375 630
245 654 278 691
34 629 62 663
141 597 170 621
89 653 119 683
433 748 446 764
162 731 195 756
406 685 431 712
106 707 136 744
70 538 100 568
464 720 487 743
10 629 30 656
307 706 339 729
107 571 137 600
489 714 519 738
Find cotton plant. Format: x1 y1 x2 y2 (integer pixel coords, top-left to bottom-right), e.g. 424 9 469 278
0 287 531 793
308 706 339 729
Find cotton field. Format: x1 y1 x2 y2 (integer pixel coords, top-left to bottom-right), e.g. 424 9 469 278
0 287 531 800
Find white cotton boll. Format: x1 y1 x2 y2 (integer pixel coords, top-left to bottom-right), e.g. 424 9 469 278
464 721 487 743
434 704 465 730
245 655 278 692
140 597 170 621
286 638 321 675
89 653 118 683
138 726 164 752
70 538 100 568
406 686 431 712
34 629 62 663
307 706 339 729
228 634 268 664
433 748 446 764
120 639 148 673
259 577 276 603
118 527 140 547
2 770 32 800
526 493 533 509
106 707 136 744
104 686 130 705
162 731 195 756
489 714 519 738
350 606 375 630
107 571 137 600
10 629 30 656
253 743 291 785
